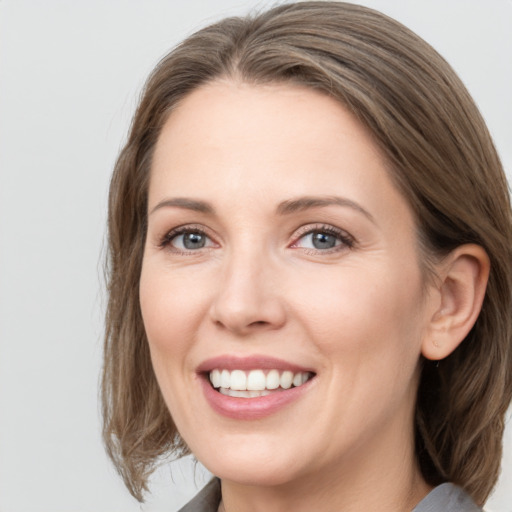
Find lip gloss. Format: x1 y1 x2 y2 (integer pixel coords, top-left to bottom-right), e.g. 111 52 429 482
200 376 313 420
197 355 315 420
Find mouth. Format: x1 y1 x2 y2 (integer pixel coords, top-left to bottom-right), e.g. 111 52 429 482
208 368 314 398
197 355 316 419
196 354 317 420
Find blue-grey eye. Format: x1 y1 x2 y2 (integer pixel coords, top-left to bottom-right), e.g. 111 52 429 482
183 232 206 249
311 232 338 249
294 228 348 251
171 231 211 250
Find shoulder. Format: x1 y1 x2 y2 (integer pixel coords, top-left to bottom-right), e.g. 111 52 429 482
177 478 221 512
413 483 483 512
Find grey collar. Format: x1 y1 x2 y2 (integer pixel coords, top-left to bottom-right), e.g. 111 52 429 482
413 483 482 512
179 479 482 512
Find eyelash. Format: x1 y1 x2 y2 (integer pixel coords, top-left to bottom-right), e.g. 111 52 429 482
158 223 355 254
290 224 355 254
158 224 213 253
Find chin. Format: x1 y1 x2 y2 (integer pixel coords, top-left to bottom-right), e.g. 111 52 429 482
184 432 307 487
207 457 302 487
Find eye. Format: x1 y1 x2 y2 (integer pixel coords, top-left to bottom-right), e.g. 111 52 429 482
160 226 216 252
173 232 210 250
291 225 354 252
300 231 339 250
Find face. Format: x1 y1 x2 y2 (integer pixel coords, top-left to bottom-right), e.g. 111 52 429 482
140 81 434 489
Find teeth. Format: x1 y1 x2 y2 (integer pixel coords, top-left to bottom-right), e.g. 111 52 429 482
266 369 280 390
230 370 246 391
210 369 221 388
219 388 272 398
220 369 230 388
292 372 303 387
246 369 266 390
280 371 293 389
209 368 312 394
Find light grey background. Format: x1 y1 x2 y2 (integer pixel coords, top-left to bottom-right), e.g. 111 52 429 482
0 1 510 511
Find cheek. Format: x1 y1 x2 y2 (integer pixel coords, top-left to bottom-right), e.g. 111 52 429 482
139 264 206 422
139 263 204 359
291 263 426 363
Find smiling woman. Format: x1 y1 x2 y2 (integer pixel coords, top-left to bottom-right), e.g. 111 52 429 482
102 2 512 512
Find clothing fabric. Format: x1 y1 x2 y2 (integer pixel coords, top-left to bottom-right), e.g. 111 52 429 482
412 482 482 512
178 478 221 512
177 478 483 512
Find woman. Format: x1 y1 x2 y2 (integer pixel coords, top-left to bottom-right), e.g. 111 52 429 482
102 2 512 511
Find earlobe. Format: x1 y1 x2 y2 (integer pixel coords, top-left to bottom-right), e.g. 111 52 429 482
422 244 490 361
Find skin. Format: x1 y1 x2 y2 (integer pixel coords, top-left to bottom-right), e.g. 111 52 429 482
140 80 442 511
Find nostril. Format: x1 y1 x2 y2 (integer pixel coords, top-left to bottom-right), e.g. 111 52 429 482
209 293 286 333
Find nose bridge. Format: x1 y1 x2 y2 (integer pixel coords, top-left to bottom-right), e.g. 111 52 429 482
210 241 285 333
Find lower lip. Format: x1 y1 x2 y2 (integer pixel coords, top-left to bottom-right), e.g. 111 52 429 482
200 376 313 420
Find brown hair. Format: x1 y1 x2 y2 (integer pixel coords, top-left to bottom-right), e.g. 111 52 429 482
102 1 512 504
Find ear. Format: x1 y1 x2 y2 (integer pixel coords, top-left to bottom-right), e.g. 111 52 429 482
422 244 490 361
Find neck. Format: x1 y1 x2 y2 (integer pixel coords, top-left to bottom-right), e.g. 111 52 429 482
218 413 431 512
220 458 429 512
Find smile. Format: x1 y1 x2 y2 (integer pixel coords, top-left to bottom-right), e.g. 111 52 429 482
209 369 312 398
198 356 316 419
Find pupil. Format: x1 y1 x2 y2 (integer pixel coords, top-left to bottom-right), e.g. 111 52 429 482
312 232 336 249
183 232 205 249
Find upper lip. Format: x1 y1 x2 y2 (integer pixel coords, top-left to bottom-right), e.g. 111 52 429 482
197 355 315 374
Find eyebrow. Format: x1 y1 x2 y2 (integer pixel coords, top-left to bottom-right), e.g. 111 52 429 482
149 197 215 216
276 195 375 222
149 195 374 222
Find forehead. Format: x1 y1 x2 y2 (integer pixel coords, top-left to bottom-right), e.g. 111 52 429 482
154 80 382 155
149 80 412 227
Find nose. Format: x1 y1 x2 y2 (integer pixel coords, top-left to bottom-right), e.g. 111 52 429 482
208 249 286 335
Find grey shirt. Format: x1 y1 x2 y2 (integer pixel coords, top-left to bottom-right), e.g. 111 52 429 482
178 478 482 512
412 483 482 512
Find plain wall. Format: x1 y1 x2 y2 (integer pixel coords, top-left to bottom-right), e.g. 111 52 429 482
0 1 510 511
